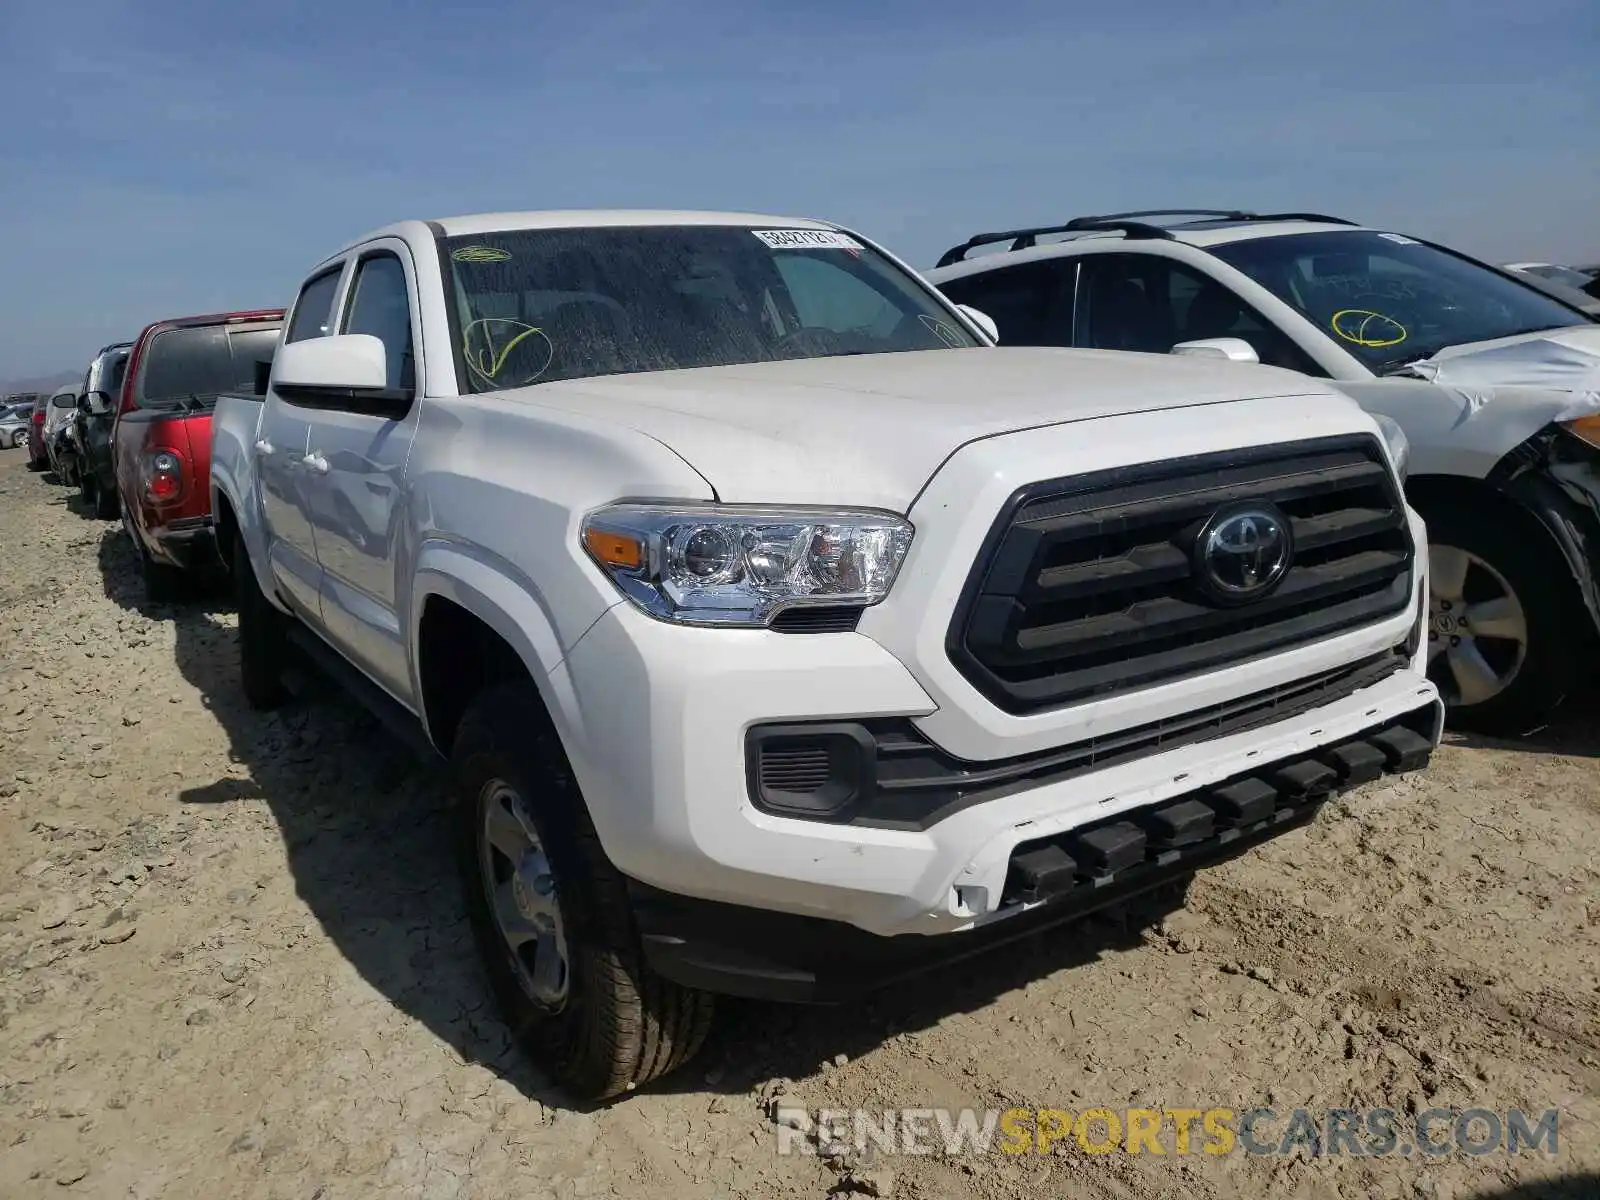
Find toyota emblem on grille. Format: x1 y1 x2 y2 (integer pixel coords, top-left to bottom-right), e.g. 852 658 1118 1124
1194 502 1293 604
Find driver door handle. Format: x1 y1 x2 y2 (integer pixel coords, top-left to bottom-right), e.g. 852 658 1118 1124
254 438 274 457
302 451 330 475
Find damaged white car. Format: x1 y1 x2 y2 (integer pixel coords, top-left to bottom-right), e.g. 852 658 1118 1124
928 211 1600 733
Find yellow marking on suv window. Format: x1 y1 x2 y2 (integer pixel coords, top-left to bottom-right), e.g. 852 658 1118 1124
1330 309 1407 348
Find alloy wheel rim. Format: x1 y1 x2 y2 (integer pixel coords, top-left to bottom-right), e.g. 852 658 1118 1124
1427 544 1529 708
478 780 570 1008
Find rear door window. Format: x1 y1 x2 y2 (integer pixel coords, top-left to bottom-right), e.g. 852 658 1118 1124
137 325 284 407
937 260 1077 345
1078 254 1325 374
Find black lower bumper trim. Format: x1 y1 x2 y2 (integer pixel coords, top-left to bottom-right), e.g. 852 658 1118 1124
150 522 219 572
632 701 1441 1004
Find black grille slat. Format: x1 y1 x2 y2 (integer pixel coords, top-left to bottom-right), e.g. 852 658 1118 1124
1012 456 1387 540
1032 542 1190 600
1290 507 1403 552
1002 583 1408 707
949 436 1414 714
1013 548 1409 658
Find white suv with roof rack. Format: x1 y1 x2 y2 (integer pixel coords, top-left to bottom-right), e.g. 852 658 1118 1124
927 209 1600 734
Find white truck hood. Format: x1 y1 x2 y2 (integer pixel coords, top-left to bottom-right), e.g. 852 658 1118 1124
505 347 1341 511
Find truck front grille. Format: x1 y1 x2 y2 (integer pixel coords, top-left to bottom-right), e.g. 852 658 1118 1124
948 435 1413 714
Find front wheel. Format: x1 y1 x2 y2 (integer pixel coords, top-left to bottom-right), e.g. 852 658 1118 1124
453 683 713 1100
1422 502 1583 735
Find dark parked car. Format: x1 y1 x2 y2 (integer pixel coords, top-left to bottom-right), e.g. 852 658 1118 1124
73 343 133 516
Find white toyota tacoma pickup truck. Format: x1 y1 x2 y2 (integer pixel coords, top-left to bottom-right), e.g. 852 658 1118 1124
211 210 1442 1099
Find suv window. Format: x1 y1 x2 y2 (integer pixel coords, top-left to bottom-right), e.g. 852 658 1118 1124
1078 254 1325 374
287 269 342 343
138 325 284 407
342 254 415 391
936 260 1077 346
105 352 129 396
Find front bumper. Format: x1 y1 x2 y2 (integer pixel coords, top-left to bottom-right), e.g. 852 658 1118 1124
559 599 1440 942
632 701 1435 1003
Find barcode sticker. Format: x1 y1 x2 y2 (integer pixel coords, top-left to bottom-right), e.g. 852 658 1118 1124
751 229 863 251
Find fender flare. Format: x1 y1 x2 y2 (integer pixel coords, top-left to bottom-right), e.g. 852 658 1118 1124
408 539 606 758
1485 427 1600 638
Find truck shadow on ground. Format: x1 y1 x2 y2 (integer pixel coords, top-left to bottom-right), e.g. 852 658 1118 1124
1474 1176 1600 1200
95 527 1219 1111
1442 691 1600 760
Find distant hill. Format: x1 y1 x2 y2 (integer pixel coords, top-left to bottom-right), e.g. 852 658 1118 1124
0 370 80 396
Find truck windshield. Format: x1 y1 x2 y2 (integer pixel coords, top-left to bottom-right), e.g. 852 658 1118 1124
1210 231 1592 374
138 326 282 408
440 224 980 391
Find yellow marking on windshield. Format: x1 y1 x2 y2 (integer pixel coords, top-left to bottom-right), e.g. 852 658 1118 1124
452 246 512 264
1330 309 1407 348
462 318 554 386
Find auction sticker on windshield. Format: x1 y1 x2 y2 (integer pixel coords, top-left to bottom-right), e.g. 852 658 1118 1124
751 229 863 251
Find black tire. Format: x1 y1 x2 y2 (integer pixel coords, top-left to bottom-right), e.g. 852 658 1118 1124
453 682 713 1100
93 479 119 519
233 531 290 710
1419 498 1584 736
139 548 188 604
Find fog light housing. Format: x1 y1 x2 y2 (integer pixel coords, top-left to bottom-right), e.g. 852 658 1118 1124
746 724 873 818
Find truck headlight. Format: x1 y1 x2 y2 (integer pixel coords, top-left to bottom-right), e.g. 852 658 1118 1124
1374 414 1410 482
581 503 914 627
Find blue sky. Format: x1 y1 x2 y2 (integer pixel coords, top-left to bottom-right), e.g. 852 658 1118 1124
0 0 1595 378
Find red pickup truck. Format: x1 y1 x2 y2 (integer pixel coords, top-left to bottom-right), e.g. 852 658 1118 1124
111 309 284 600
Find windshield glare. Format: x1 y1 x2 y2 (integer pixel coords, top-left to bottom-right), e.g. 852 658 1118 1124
1210 231 1590 372
440 225 979 391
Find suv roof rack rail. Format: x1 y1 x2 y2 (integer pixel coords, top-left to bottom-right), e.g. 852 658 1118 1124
934 218 1173 268
933 209 1361 267
1246 211 1359 226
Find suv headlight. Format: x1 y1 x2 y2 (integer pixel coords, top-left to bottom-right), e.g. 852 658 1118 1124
1373 413 1410 481
581 503 914 627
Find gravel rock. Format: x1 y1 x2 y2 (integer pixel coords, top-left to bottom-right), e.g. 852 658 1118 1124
97 922 137 946
842 1166 895 1197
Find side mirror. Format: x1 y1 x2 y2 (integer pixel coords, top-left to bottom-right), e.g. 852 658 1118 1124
955 304 1000 344
85 390 114 415
272 334 408 415
1171 337 1260 365
275 334 387 391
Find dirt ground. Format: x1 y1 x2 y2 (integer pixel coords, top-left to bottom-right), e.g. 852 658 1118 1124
0 449 1596 1200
